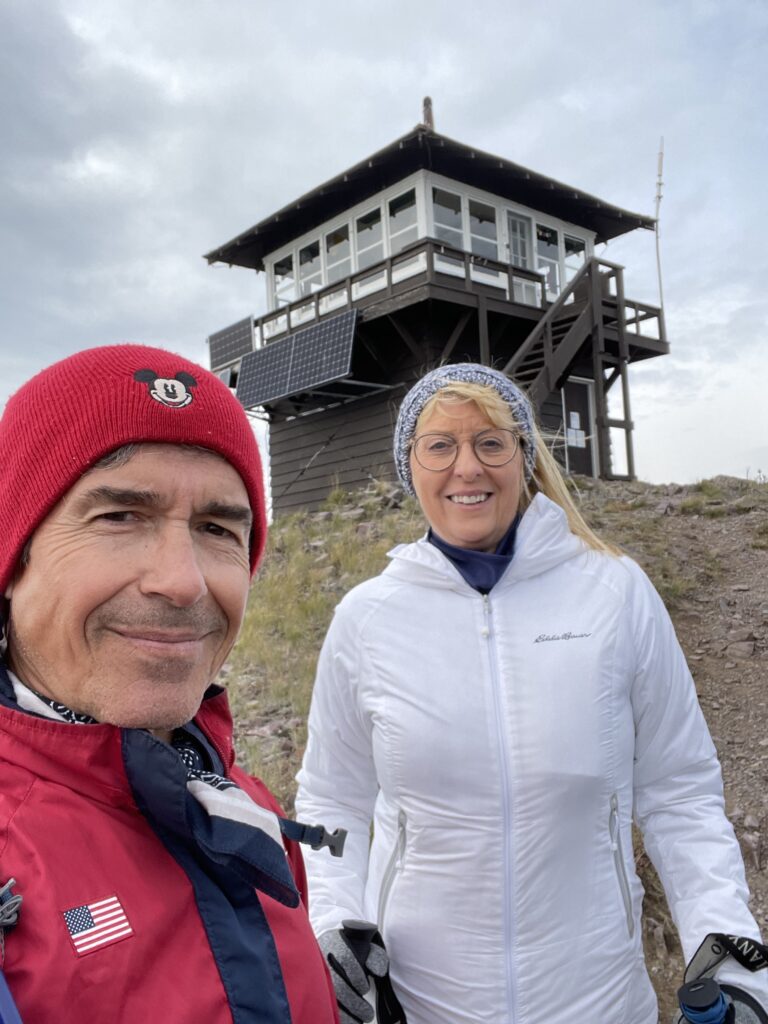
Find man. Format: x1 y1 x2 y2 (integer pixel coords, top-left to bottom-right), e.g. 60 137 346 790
0 345 340 1023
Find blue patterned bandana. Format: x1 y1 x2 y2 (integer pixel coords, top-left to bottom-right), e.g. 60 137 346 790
393 364 537 495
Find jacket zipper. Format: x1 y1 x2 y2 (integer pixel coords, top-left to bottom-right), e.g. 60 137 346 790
377 809 407 930
483 594 518 1019
609 793 634 937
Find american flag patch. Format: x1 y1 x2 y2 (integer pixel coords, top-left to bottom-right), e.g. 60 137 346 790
63 895 133 956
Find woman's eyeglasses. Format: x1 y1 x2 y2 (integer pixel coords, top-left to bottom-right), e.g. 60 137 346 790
411 429 520 471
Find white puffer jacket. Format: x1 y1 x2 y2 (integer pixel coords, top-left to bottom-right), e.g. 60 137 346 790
296 495 766 1023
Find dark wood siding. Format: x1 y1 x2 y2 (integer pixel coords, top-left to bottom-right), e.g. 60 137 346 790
270 380 572 513
270 387 408 513
538 390 564 435
538 389 567 469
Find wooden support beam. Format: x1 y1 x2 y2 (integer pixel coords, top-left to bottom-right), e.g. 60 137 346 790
588 261 612 478
612 265 636 480
440 310 472 362
478 297 490 365
490 316 508 348
387 315 421 359
620 358 635 480
356 328 389 373
614 267 629 362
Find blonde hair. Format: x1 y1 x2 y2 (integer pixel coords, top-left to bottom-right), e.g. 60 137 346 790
417 381 620 556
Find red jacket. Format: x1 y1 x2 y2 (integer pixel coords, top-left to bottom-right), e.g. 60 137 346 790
0 684 339 1024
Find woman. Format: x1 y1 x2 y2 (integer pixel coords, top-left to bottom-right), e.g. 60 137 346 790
295 363 766 1024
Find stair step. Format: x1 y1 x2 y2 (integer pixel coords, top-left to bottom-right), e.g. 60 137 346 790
507 352 544 371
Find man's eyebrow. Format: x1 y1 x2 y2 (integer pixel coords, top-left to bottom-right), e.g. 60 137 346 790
72 486 162 513
71 488 253 527
199 501 253 528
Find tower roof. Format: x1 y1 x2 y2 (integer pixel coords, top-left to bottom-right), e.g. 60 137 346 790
205 125 654 271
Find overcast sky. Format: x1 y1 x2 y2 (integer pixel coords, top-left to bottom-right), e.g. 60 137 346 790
2 0 766 484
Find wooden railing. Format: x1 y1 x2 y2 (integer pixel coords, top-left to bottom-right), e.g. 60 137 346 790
502 257 665 404
252 237 549 345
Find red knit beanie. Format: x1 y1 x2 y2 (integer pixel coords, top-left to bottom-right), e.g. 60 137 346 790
0 344 267 593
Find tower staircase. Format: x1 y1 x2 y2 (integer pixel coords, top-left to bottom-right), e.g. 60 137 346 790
503 258 665 479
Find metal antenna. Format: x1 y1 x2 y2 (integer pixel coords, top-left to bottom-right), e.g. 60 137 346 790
422 96 434 131
655 137 665 313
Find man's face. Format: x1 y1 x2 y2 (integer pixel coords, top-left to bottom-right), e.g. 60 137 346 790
5 444 252 736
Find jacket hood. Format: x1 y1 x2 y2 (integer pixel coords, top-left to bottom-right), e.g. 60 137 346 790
385 493 587 590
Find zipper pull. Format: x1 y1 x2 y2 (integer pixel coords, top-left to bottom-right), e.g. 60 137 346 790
481 594 491 638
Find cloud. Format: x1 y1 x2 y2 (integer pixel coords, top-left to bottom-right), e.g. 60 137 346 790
1 0 766 491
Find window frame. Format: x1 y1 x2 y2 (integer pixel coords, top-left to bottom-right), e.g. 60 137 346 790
265 172 426 309
355 206 385 272
387 187 420 256
263 169 594 309
324 223 352 285
468 197 499 261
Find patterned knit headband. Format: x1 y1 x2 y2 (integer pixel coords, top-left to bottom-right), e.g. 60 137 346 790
393 363 537 495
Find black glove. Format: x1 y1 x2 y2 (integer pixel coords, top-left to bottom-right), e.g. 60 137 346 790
318 927 388 1024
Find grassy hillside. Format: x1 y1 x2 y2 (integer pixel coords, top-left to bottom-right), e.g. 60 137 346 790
228 473 766 803
226 481 425 800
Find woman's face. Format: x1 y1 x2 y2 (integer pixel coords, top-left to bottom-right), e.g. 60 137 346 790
410 398 523 552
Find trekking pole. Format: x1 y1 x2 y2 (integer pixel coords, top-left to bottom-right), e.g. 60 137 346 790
677 934 768 1023
341 920 407 1024
678 977 731 1023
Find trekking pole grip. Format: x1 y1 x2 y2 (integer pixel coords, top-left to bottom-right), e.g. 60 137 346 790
341 919 378 967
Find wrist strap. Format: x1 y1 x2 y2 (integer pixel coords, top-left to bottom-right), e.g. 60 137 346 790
686 934 768 985
372 960 408 1024
715 936 768 973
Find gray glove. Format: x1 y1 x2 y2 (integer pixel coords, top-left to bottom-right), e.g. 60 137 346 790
318 927 388 1024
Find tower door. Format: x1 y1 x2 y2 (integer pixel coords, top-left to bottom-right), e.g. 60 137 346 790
506 212 539 305
562 378 597 477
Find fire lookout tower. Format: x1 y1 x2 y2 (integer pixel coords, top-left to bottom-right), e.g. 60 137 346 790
205 107 667 514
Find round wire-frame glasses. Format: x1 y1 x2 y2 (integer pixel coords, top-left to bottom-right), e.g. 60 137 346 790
411 428 520 472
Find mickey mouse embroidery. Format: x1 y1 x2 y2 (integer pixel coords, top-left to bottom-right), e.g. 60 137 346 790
133 369 197 409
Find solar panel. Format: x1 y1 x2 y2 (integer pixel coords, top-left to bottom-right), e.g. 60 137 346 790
236 309 358 409
236 342 292 408
208 317 254 372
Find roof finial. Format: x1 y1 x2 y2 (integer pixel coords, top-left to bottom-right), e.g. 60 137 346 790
422 96 434 131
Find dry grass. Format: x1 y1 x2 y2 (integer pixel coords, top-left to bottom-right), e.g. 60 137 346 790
229 485 423 794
